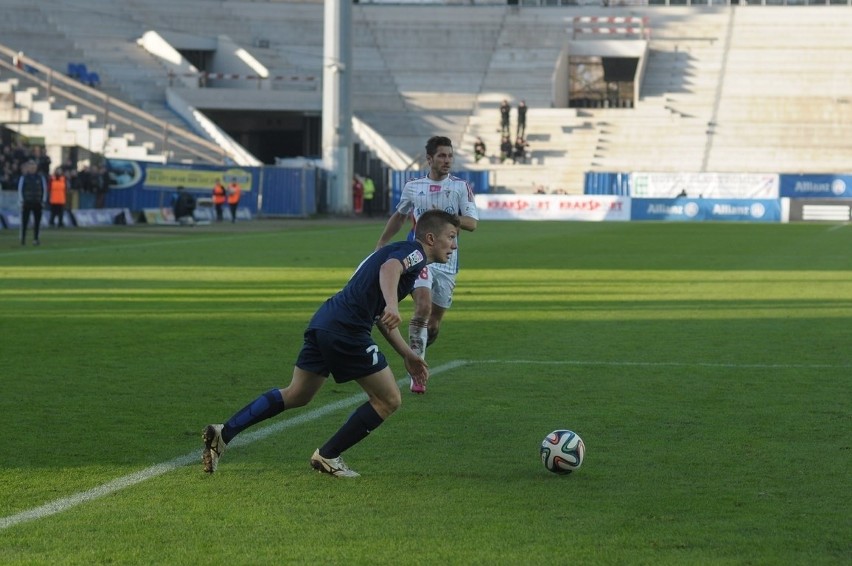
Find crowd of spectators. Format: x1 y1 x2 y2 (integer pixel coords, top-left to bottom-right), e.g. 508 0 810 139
0 135 111 209
1 139 48 193
479 99 531 166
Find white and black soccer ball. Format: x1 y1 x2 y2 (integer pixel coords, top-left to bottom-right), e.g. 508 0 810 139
540 429 585 475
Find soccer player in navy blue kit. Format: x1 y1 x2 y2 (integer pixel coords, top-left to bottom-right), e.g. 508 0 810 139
202 210 460 477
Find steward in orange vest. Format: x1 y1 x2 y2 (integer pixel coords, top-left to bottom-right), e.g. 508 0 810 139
227 181 241 223
48 168 67 228
212 179 227 222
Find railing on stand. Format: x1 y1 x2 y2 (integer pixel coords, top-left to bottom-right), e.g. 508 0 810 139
0 44 231 165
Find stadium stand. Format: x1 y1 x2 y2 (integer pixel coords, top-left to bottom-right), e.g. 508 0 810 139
1 1 852 196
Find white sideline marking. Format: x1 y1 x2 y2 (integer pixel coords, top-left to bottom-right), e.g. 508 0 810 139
3 355 846 531
0 361 468 532
469 359 851 369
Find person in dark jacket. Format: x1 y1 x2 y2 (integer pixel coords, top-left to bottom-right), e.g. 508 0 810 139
500 136 512 164
499 99 511 136
172 186 196 224
516 99 527 139
17 160 48 246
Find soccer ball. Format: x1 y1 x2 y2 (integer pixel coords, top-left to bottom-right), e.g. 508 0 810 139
540 429 585 475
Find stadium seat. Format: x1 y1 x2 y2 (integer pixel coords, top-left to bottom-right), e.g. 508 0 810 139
67 62 84 79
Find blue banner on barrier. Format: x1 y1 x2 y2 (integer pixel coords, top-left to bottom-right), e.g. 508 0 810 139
631 198 780 222
584 172 631 195
779 174 852 198
101 160 316 216
103 160 260 212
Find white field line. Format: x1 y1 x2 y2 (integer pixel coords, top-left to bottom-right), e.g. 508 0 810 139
0 360 467 532
468 359 852 369
3 356 848 531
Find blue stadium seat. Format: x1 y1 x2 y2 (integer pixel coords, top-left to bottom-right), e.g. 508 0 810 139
67 62 83 79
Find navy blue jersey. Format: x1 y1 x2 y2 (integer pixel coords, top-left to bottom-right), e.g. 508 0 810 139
307 241 428 335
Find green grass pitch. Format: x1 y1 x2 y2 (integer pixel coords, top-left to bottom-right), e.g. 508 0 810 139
0 219 850 564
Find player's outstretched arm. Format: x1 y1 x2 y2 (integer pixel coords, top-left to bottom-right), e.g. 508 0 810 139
459 216 478 232
375 211 407 250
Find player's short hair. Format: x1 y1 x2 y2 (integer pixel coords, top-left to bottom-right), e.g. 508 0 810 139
425 136 453 157
415 209 460 240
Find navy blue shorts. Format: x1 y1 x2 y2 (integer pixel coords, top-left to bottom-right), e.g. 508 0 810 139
295 328 389 384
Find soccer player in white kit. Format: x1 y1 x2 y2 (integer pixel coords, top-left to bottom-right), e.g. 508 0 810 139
375 136 479 394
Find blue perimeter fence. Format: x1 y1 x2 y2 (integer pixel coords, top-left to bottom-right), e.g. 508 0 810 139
15 161 846 222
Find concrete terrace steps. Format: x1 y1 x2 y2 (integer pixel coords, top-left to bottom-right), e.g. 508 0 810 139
461 106 594 194
348 4 506 161
5 2 852 193
13 85 166 162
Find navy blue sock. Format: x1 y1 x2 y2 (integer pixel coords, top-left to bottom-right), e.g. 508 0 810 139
221 389 285 444
320 402 384 459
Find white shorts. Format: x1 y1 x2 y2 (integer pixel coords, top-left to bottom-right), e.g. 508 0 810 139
412 266 456 309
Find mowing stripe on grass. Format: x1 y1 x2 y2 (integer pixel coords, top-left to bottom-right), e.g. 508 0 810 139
0 360 467 532
1 231 268 257
3 356 843 531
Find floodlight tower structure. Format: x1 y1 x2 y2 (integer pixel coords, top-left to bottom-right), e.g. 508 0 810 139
322 0 353 215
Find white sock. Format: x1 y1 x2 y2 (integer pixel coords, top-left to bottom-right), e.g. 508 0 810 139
408 319 429 378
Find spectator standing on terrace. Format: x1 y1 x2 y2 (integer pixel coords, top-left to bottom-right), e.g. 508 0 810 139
0 145 15 192
60 158 76 177
18 160 48 246
516 99 527 139
499 99 511 136
11 140 28 164
500 99 512 136
474 137 486 164
374 136 479 395
93 165 111 209
513 137 529 164
0 161 14 193
1 141 26 200
75 165 94 209
31 145 50 177
500 136 512 164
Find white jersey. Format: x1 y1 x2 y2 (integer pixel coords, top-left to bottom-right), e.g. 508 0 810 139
396 174 479 275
